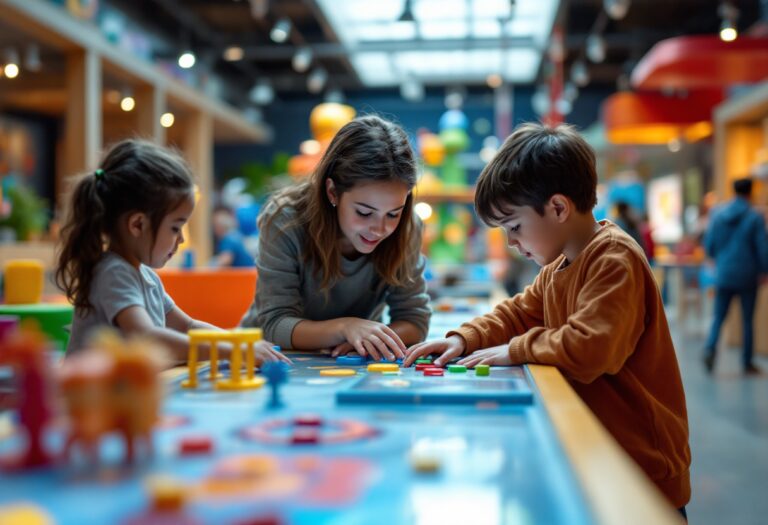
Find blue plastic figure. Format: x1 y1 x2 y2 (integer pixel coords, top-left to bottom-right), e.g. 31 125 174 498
261 361 289 409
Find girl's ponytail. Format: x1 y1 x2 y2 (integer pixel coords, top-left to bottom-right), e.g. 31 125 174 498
55 173 107 311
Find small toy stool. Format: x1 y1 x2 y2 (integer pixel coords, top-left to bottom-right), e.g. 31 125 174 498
3 260 44 305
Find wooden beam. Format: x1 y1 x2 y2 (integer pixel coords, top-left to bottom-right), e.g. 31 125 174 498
63 48 102 201
135 84 166 144
182 111 213 265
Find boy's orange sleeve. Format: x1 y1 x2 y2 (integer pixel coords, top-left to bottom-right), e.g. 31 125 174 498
447 270 546 353
508 251 646 384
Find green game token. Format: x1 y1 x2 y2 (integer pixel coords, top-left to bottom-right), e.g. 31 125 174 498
415 358 432 364
475 364 490 376
447 364 467 373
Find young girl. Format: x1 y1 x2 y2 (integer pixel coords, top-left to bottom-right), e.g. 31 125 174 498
56 139 289 365
241 116 431 361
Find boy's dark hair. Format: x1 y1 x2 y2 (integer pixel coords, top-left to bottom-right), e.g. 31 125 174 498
56 139 194 312
733 177 753 197
474 122 597 224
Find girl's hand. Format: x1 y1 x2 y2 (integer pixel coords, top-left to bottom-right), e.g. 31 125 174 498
338 318 406 361
253 341 293 365
404 335 466 367
457 345 511 368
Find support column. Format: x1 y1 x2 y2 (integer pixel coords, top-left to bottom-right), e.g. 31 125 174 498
63 48 102 201
135 84 166 144
183 110 213 265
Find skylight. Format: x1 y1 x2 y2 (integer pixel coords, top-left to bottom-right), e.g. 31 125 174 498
315 0 559 86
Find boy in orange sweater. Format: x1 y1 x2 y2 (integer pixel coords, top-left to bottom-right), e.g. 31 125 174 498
405 123 691 515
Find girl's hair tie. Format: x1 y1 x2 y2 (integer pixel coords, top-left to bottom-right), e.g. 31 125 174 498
94 168 105 180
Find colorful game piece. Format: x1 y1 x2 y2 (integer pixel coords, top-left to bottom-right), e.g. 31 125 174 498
336 355 365 366
0 327 54 469
0 315 19 342
415 358 432 364
294 414 323 426
415 363 435 371
262 362 290 409
410 453 441 473
320 368 357 377
447 364 467 373
367 363 399 373
394 358 404 365
291 428 320 445
423 368 444 377
145 475 188 512
0 503 53 525
382 370 401 376
475 364 490 376
178 435 213 456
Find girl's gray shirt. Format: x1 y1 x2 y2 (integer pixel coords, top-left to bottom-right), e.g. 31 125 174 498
241 203 431 349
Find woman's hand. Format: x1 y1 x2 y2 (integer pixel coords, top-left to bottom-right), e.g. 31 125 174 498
336 318 406 361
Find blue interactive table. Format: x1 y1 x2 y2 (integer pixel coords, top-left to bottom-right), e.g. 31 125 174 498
0 306 681 525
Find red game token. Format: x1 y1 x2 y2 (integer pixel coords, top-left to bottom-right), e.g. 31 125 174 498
423 368 444 376
291 428 320 444
294 414 323 426
178 435 213 455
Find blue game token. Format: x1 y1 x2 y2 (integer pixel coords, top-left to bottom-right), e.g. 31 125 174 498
336 355 365 366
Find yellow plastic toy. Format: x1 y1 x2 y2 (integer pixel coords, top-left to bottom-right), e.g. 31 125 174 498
3 260 44 305
183 328 267 391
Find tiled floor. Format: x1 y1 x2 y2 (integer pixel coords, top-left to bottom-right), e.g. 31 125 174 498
670 310 768 525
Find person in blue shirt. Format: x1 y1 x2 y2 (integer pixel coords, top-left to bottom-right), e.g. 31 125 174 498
703 177 768 374
212 205 255 268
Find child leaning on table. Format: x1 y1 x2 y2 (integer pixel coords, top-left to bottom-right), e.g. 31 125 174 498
404 122 691 515
55 139 289 367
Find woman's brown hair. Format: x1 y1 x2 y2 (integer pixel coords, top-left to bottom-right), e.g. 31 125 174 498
262 115 419 292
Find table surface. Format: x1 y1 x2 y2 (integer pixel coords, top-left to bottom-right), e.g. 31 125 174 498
0 303 682 525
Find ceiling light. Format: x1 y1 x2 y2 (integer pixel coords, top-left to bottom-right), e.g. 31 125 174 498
4 48 20 78
223 46 244 61
24 44 41 72
570 60 589 87
401 78 424 101
486 74 503 89
120 95 135 112
718 2 739 42
160 112 175 128
178 50 196 69
270 18 291 43
604 0 631 20
249 80 274 105
3 63 19 79
398 0 415 22
586 34 606 63
292 47 313 73
307 67 328 94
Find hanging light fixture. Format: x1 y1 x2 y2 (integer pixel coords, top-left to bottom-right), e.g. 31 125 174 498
586 34 606 63
307 67 328 94
3 48 20 79
719 2 738 42
292 47 313 73
24 44 41 72
270 18 291 43
604 0 631 20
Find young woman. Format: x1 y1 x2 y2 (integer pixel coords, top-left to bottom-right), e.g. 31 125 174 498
241 116 431 361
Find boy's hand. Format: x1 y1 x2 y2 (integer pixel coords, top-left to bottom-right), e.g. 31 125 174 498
253 341 293 365
457 344 511 368
404 335 466 367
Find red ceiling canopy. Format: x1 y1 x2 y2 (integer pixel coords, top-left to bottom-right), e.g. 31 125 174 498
631 36 768 90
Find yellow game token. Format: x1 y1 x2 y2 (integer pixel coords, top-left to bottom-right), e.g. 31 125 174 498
367 363 400 373
0 504 53 525
320 368 357 377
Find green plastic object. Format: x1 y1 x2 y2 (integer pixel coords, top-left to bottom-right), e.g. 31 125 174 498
415 358 432 364
447 364 467 373
0 303 73 351
475 364 490 376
